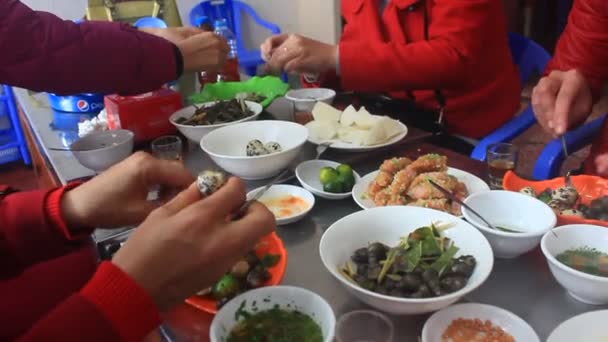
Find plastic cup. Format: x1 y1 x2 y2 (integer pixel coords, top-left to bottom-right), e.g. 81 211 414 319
335 310 394 342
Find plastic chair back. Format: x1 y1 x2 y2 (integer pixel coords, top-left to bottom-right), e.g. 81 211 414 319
189 0 235 32
134 16 168 29
508 32 552 86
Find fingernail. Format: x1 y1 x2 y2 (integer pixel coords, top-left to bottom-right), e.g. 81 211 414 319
547 120 553 129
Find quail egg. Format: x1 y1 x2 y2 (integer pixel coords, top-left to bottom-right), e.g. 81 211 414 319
264 141 282 154
197 170 227 196
560 208 585 218
246 139 268 156
552 186 579 205
519 186 536 197
548 199 569 211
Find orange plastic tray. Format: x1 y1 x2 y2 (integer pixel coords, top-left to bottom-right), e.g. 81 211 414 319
184 232 287 314
503 171 608 227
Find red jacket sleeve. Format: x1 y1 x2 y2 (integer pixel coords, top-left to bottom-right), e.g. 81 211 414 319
339 0 498 92
0 0 178 95
17 262 161 342
546 0 608 101
0 184 94 279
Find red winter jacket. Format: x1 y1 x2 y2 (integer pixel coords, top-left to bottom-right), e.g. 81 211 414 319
544 0 608 174
0 0 182 340
304 0 521 139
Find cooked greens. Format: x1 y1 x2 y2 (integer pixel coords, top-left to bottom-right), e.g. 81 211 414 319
175 99 254 126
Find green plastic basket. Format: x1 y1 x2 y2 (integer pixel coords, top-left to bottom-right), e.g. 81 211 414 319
189 76 289 108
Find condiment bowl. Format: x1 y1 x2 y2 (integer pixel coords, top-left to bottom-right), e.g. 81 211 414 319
70 129 134 172
170 100 263 143
285 88 336 112
463 190 556 259
295 160 361 200
247 184 315 226
541 224 608 305
200 120 308 180
422 303 539 342
319 206 494 315
210 285 336 342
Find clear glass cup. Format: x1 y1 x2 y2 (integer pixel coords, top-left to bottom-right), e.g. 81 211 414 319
486 142 518 190
151 135 183 161
335 310 394 342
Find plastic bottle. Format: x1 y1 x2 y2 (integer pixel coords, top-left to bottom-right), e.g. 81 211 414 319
196 16 218 90
213 19 240 82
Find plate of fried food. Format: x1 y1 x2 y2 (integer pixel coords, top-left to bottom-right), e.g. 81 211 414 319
352 154 490 215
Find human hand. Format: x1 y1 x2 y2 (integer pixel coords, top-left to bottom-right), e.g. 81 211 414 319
595 154 608 176
111 178 276 311
139 27 203 45
176 32 229 72
532 70 593 137
261 34 338 75
61 152 194 230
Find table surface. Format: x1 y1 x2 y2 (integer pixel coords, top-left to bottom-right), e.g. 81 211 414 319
14 89 608 341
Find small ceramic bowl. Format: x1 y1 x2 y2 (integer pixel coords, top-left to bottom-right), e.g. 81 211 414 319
295 160 361 200
248 184 315 226
285 88 336 112
422 303 540 342
70 129 134 172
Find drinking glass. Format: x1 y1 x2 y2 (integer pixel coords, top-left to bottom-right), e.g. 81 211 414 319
151 135 183 161
486 143 518 190
335 310 394 342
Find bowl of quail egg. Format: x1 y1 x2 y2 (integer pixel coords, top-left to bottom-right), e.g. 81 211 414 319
200 120 309 180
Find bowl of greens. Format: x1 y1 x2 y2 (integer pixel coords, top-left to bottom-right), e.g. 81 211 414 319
210 286 335 342
541 224 608 305
191 76 289 108
319 206 493 315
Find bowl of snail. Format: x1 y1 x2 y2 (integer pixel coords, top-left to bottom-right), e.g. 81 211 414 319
200 120 309 180
319 206 494 315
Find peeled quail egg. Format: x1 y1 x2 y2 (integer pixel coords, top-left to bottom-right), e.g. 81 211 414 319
560 208 585 218
519 186 536 197
246 139 268 156
552 186 578 205
197 170 227 196
264 141 282 154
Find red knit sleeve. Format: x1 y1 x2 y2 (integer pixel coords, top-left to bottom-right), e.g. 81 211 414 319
17 262 161 342
0 183 94 279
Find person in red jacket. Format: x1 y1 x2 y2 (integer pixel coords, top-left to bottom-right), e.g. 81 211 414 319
532 0 608 176
0 1 275 341
261 0 520 142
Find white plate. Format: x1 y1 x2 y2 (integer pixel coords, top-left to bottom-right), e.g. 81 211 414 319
547 310 608 342
352 167 490 211
308 121 408 152
422 303 539 342
247 184 314 226
295 160 361 200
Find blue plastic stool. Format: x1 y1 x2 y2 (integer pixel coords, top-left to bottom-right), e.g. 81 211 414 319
134 16 168 29
189 0 281 77
470 33 552 161
0 85 31 165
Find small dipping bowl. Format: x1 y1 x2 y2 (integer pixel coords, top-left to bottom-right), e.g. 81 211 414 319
247 184 315 226
335 310 394 342
70 129 134 172
295 160 361 200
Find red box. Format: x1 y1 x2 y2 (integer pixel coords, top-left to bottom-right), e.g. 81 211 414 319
104 89 182 143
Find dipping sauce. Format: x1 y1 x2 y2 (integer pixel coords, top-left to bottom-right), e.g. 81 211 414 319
228 307 323 342
442 318 515 342
260 195 310 219
556 246 608 277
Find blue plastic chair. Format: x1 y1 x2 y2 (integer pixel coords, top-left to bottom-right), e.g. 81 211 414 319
189 0 281 76
0 85 31 165
134 16 168 29
470 33 552 161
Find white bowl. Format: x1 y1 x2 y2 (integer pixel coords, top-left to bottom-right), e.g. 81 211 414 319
70 129 134 172
169 101 263 143
319 206 494 315
547 310 608 341
295 160 361 200
210 286 336 342
248 184 315 226
422 303 540 342
285 88 336 112
541 224 608 305
463 190 556 259
200 120 308 180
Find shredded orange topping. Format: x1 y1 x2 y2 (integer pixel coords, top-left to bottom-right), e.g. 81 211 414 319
442 318 515 342
261 196 309 219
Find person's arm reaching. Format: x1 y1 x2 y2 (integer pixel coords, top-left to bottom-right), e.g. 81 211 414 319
0 0 186 95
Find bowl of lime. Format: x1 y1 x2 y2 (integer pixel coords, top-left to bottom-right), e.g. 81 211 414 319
295 160 361 200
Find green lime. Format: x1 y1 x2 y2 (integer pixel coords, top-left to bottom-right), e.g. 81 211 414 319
211 274 241 300
338 173 356 192
319 167 339 185
336 164 354 177
323 181 344 193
